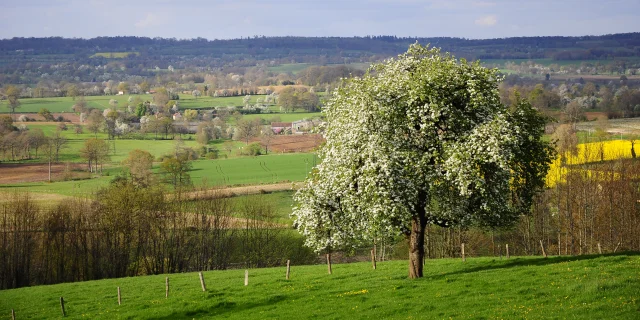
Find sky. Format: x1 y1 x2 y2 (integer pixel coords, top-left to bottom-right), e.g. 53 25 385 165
1 0 639 40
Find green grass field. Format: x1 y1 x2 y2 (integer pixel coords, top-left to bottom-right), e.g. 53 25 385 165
0 253 638 319
1 153 315 196
189 153 316 186
267 63 311 74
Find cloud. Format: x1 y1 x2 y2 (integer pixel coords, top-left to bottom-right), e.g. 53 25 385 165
134 13 164 28
475 15 497 26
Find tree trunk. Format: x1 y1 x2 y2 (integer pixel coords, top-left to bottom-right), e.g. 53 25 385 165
408 212 427 279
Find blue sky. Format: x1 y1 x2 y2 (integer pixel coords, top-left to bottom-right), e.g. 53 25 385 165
1 0 638 40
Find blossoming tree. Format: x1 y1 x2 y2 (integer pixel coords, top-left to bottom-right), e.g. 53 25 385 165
292 44 554 278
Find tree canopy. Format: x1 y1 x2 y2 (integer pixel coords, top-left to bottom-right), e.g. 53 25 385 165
292 44 555 278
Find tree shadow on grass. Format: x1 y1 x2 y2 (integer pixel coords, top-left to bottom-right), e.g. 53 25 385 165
425 251 640 281
148 293 289 319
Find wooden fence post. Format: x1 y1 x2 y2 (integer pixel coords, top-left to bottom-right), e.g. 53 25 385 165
244 270 249 286
371 249 377 269
166 277 169 298
11 309 15 320
286 260 291 280
540 240 547 258
199 272 207 292
60 297 66 317
506 244 510 259
326 253 332 274
117 287 121 305
461 243 466 262
597 242 602 254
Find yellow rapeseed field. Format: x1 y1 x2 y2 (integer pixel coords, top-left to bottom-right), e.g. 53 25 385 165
546 140 636 187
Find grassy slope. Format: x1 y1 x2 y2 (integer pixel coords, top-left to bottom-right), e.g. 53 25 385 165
0 254 638 319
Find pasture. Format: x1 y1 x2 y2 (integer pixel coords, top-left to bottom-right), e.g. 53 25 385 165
0 253 637 319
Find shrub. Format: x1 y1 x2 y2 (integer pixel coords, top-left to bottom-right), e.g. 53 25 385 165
242 142 262 156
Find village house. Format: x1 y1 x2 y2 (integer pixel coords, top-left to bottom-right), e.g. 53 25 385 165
271 122 292 134
292 120 314 134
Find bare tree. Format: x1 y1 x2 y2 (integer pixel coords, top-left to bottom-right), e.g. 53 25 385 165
260 126 275 154
50 129 68 162
5 85 21 119
236 118 261 145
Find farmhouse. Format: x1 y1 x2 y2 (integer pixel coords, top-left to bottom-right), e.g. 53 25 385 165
292 120 314 134
271 122 292 134
172 112 183 121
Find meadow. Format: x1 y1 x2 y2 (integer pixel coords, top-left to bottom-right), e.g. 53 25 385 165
0 253 637 319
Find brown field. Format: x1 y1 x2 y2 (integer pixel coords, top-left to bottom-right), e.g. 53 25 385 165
584 112 608 121
0 162 87 184
252 134 324 153
546 111 607 122
15 113 81 123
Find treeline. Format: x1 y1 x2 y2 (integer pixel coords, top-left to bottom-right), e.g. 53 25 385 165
0 181 316 289
497 77 640 120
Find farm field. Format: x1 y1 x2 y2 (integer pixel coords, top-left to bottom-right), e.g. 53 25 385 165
545 138 640 188
188 153 316 187
0 153 316 196
267 63 311 74
243 112 322 123
0 253 637 319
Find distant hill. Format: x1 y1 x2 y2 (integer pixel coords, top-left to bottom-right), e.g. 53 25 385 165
2 33 640 62
1 33 639 85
